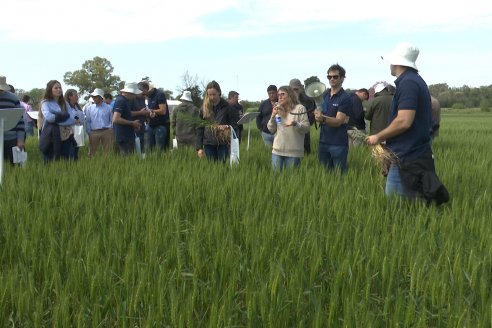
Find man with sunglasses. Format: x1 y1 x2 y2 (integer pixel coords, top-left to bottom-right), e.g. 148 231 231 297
314 64 351 173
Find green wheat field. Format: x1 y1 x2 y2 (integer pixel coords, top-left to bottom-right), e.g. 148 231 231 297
1 112 491 327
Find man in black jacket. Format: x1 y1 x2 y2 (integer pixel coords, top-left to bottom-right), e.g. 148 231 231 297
256 85 278 147
0 75 25 165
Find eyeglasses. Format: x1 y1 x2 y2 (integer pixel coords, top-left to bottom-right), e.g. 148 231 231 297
278 92 288 97
327 75 340 80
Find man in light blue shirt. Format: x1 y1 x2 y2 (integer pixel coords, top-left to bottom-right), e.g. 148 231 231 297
85 88 113 156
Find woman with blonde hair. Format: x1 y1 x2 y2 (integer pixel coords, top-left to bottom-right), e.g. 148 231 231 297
267 85 310 170
196 80 239 162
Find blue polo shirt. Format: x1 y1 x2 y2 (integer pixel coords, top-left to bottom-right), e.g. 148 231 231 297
386 70 432 162
147 88 169 127
319 88 351 145
112 95 134 143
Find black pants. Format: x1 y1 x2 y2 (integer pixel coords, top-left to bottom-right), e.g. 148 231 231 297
3 139 17 165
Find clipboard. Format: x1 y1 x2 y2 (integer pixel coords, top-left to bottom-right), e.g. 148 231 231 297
237 111 259 125
237 111 260 151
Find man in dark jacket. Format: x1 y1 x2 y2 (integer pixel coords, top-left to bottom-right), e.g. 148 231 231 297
0 75 25 165
347 88 368 145
228 90 244 143
171 91 199 148
256 85 278 147
365 84 394 135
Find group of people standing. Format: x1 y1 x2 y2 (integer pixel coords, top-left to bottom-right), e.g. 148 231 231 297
255 43 447 203
1 42 447 203
35 80 175 160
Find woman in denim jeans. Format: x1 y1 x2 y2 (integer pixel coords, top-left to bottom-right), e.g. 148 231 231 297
266 85 310 171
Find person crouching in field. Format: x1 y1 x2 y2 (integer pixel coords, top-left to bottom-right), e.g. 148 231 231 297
267 85 310 171
196 80 239 162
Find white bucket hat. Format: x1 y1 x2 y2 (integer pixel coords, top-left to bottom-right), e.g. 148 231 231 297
0 75 10 91
374 83 386 94
120 82 142 95
180 91 192 102
382 42 419 70
90 88 105 98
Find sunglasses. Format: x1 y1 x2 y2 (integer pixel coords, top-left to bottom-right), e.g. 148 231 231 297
327 75 340 80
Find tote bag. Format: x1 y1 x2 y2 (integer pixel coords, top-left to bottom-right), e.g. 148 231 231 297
73 125 85 147
229 126 239 166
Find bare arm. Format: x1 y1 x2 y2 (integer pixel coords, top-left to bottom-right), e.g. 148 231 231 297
367 109 415 145
152 103 167 116
315 110 348 127
112 111 142 131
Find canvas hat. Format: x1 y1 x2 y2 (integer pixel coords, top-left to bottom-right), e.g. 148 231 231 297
374 83 386 94
180 91 193 102
382 42 419 70
138 80 155 93
289 78 303 89
120 82 142 95
90 88 105 98
0 75 10 91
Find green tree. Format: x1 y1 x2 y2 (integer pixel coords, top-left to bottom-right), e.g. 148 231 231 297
176 71 203 108
63 57 124 100
304 76 321 88
480 99 491 112
27 88 45 110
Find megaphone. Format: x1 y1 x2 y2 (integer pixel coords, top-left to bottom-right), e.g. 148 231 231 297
305 82 326 108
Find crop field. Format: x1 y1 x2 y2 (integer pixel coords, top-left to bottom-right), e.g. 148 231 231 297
1 112 491 326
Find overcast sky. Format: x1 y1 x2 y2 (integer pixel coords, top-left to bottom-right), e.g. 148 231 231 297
2 0 491 101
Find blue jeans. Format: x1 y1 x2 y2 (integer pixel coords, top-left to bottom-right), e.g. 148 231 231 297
25 122 34 137
116 140 135 156
385 164 417 199
147 125 168 152
261 132 274 148
204 144 229 162
61 138 77 160
318 143 348 173
271 154 301 171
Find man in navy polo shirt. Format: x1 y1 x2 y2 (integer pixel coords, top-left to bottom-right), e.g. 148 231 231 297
138 81 169 152
367 43 434 199
112 82 142 156
314 63 351 173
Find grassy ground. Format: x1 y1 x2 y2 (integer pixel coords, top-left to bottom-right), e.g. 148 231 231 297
0 112 491 326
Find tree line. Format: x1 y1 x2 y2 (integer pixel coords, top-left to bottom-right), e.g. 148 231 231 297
14 57 492 112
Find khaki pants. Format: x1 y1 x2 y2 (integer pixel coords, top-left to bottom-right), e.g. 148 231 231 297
89 129 113 156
